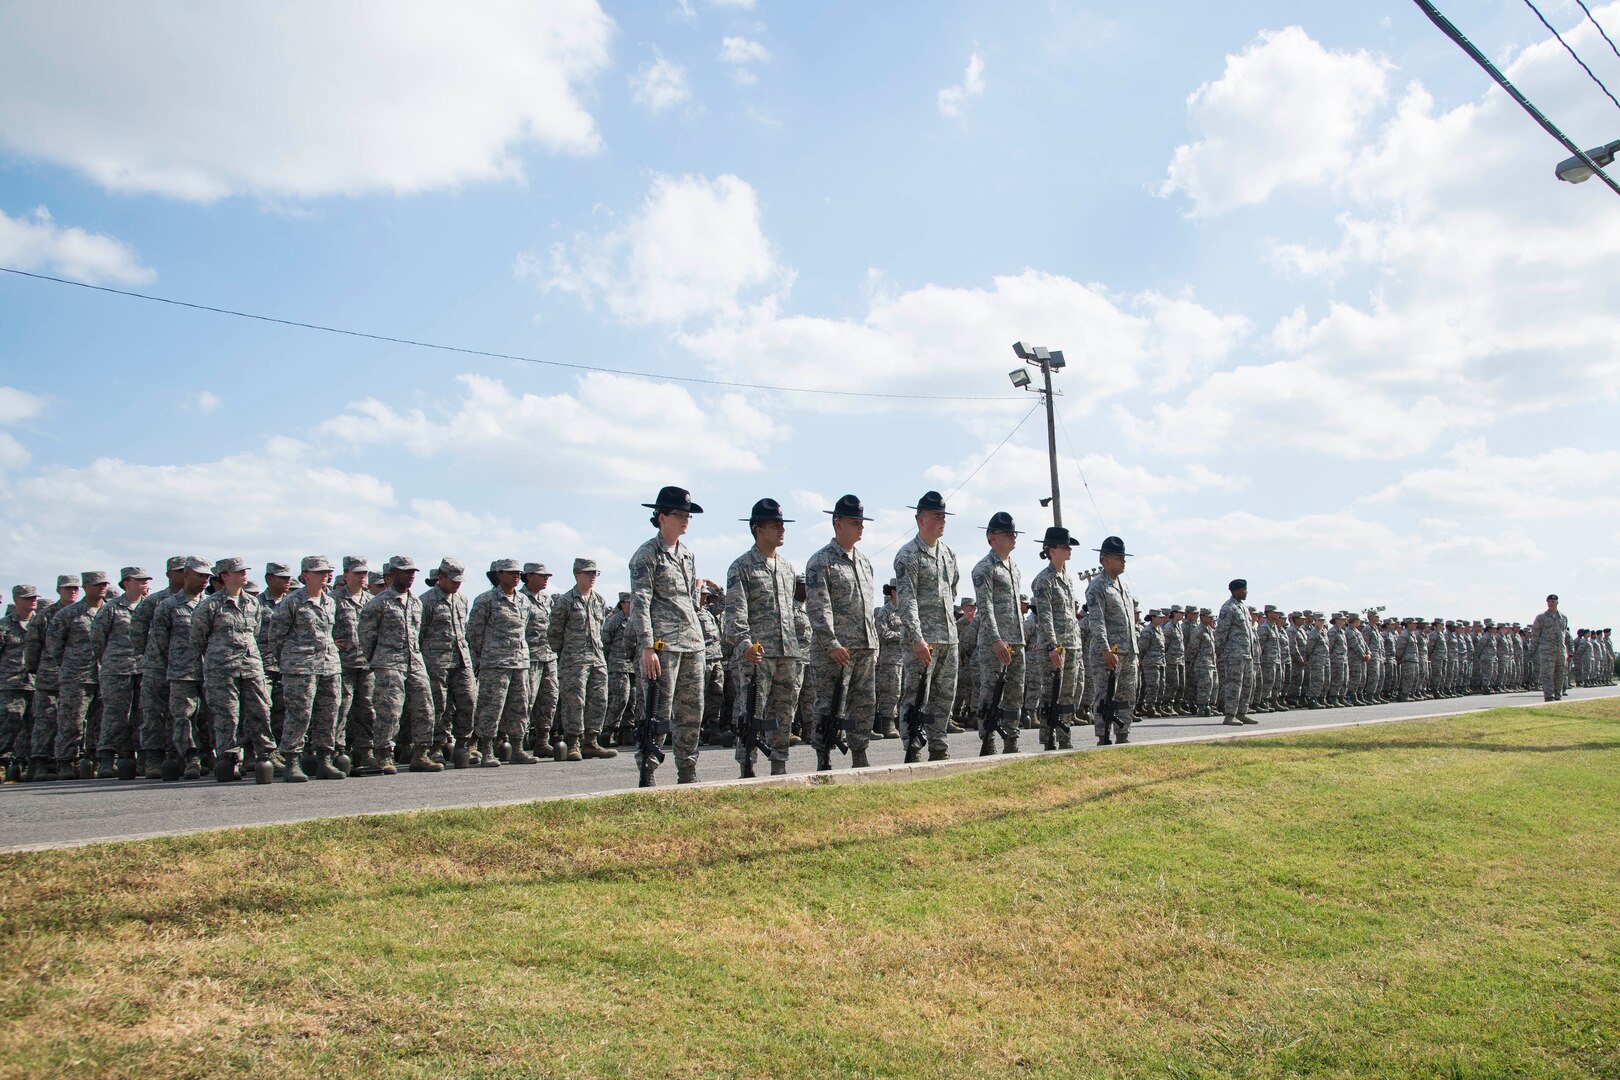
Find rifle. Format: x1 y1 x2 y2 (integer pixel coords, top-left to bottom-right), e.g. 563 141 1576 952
1041 649 1068 750
636 640 665 786
1098 646 1119 735
817 664 850 757
977 664 1009 756
738 644 767 775
902 646 932 756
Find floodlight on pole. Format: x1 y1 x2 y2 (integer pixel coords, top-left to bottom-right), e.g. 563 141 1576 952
1557 139 1620 183
1008 341 1066 528
1008 369 1032 389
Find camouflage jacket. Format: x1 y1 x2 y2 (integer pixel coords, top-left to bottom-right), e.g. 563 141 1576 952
875 601 905 667
131 586 174 677
265 587 341 676
91 593 143 677
190 590 266 677
804 539 877 655
603 607 638 674
150 592 206 682
48 598 107 686
1214 597 1255 661
466 588 536 671
970 552 1023 647
521 587 556 662
1163 618 1185 661
334 585 371 671
699 606 722 664
419 586 473 673
255 590 296 673
893 535 960 646
723 547 799 658
358 589 426 673
1030 564 1081 649
1138 622 1166 663
549 586 607 667
0 610 32 690
24 600 61 686
1083 572 1139 656
629 536 704 654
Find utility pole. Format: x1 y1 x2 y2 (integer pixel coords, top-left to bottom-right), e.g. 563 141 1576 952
1009 342 1066 528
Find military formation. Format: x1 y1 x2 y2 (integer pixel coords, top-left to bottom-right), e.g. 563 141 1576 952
0 485 1609 791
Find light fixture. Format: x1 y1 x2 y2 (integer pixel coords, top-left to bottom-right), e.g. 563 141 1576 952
1008 369 1032 389
1556 139 1620 183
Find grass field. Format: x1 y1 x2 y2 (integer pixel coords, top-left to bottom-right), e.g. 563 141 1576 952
2 700 1619 1078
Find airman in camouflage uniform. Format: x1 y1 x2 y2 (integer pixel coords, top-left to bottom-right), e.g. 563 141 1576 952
803 494 879 770
955 598 979 723
24 575 78 777
724 498 800 777
1030 526 1083 749
0 585 37 773
1215 580 1257 726
266 555 346 781
257 562 295 741
969 512 1025 754
91 567 151 776
1257 606 1285 711
550 557 618 760
48 570 109 777
131 557 185 776
334 556 376 764
358 556 442 774
521 563 559 755
893 491 961 762
602 592 637 746
1395 617 1422 700
874 582 904 740
1302 612 1330 707
1084 536 1140 744
1163 606 1187 715
150 558 210 777
1528 594 1570 701
467 559 542 767
1138 610 1166 717
630 486 707 786
191 557 276 780
698 589 727 745
420 557 476 764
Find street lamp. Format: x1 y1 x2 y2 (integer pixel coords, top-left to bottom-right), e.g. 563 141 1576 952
1556 139 1620 183
1010 341 1066 528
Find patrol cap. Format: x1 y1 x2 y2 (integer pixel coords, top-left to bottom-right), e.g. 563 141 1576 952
56 574 80 589
437 558 466 582
617 591 631 603
213 557 249 575
265 562 293 579
342 555 370 574
1263 604 1277 613
960 596 976 607
81 570 109 586
181 556 211 575
165 555 187 573
1169 604 1183 613
301 555 334 575
489 558 521 574
384 555 418 572
573 558 598 574
1547 593 1558 601
523 562 550 577
1228 578 1247 591
1198 607 1212 616
244 579 261 595
367 571 385 587
119 566 152 583
12 584 37 599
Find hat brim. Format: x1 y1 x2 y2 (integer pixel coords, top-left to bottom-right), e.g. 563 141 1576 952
739 517 794 524
908 505 954 515
1092 547 1133 557
643 502 704 514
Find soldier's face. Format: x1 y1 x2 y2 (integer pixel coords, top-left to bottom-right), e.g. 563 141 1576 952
85 583 108 602
57 585 80 604
266 575 290 595
1100 553 1125 576
390 570 417 593
167 570 186 590
220 570 248 595
916 511 946 543
496 570 521 592
660 510 690 539
988 530 1016 557
301 571 329 594
575 570 598 594
15 596 36 617
183 570 209 594
344 571 366 593
123 578 150 601
525 574 549 593
754 521 785 549
833 517 864 545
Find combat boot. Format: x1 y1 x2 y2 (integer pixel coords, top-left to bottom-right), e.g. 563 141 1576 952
1222 715 1243 726
353 747 381 775
740 757 756 779
409 745 444 772
677 762 698 784
142 751 164 780
478 738 500 767
903 747 920 764
815 747 832 771
182 751 201 780
928 748 948 762
77 756 96 780
26 756 47 782
311 753 343 779
429 743 448 766
945 719 965 734
769 759 787 776
564 734 583 762
881 716 900 739
283 754 309 782
1057 728 1073 750
1002 732 1019 755
582 736 618 759
851 747 870 768
508 741 540 764
378 752 398 776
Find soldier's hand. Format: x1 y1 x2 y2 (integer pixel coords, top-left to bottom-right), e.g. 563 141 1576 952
1104 650 1120 671
828 645 850 669
743 644 763 666
1048 649 1065 671
912 640 932 667
642 647 662 680
992 640 1012 666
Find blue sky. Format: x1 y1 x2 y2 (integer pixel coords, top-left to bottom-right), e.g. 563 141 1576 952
2 0 1618 626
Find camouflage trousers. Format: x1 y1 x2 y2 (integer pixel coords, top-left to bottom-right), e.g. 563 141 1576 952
140 672 171 754
473 667 529 742
1140 660 1165 709
806 648 876 755
168 679 205 754
1473 660 1494 691
28 681 57 758
732 655 799 764
642 649 705 774
0 688 31 758
977 647 1026 732
1329 658 1348 697
1086 649 1138 737
279 673 341 754
97 672 141 756
1306 660 1329 700
429 665 476 746
265 672 285 745
203 670 275 757
1192 661 1217 706
54 680 101 762
372 666 435 751
1399 662 1421 699
528 659 558 742
901 643 959 756
558 659 608 737
1218 655 1251 719
604 669 636 739
1346 656 1365 699
874 661 903 721
1537 652 1568 699
702 660 726 737
340 667 376 751
1034 650 1081 745
1163 659 1184 704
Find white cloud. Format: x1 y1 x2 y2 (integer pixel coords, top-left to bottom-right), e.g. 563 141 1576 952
0 387 44 426
1369 438 1620 519
0 1 614 201
195 391 221 414
318 372 783 489
719 36 770 84
937 48 986 118
630 53 691 113
1158 27 1388 216
0 206 153 284
537 172 788 324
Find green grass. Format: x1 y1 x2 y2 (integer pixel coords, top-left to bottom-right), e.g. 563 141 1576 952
3 700 1619 1078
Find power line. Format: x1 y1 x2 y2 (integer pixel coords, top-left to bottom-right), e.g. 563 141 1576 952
869 401 1042 556
1052 405 1109 534
1573 0 1620 62
0 266 1017 404
1522 0 1620 115
1413 0 1620 198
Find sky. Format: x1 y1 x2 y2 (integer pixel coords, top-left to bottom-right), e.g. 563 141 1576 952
1 0 1618 628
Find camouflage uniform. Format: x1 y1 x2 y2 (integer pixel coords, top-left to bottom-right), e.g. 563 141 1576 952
1162 610 1186 711
699 602 727 743
1214 594 1255 722
334 565 376 755
956 611 979 720
1528 607 1570 700
191 583 276 759
522 570 559 750
1084 564 1141 740
1138 615 1166 715
1258 612 1285 708
359 579 435 756
266 582 342 756
723 545 800 766
603 597 638 744
893 531 960 757
550 583 609 741
91 586 146 760
1396 622 1423 699
1304 618 1330 703
629 532 706 779
131 571 177 758
421 571 476 751
256 569 295 742
151 589 207 756
873 594 904 738
0 602 33 760
970 549 1024 746
48 592 106 767
1030 561 1082 748
467 583 538 745
24 595 63 763
803 535 877 759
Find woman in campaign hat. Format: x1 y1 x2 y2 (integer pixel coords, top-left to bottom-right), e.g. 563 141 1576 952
627 486 706 786
1030 525 1084 750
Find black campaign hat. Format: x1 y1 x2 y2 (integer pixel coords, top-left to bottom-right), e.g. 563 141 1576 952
825 494 874 521
1040 525 1074 548
1229 578 1247 592
909 490 953 515
984 511 1022 535
740 498 792 524
643 486 704 514
1094 535 1132 557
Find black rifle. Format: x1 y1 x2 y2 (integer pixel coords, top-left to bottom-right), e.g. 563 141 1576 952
738 654 768 775
1041 662 1068 750
977 665 1009 756
636 641 666 785
817 665 850 757
1099 649 1119 735
902 656 932 755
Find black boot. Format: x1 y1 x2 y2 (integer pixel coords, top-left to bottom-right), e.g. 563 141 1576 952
815 748 831 772
851 748 869 768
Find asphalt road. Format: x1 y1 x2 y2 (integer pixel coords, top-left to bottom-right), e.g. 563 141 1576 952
3 685 1614 852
